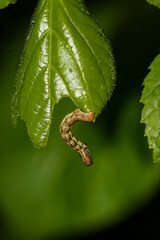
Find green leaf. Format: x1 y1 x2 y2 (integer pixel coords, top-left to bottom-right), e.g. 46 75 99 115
141 54 160 163
0 0 16 9
146 0 160 8
12 0 115 148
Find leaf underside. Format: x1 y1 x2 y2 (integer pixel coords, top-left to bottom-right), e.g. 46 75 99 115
12 0 115 147
0 0 16 9
141 54 160 163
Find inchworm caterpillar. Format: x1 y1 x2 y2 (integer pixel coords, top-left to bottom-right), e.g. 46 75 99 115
60 109 95 166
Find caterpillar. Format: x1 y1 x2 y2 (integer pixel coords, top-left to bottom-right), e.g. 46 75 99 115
60 109 95 166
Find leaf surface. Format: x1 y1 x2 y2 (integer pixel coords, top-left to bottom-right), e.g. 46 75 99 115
12 0 115 147
146 0 160 8
141 54 160 162
0 0 16 9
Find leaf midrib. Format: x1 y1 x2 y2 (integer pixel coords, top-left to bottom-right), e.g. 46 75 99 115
60 0 108 98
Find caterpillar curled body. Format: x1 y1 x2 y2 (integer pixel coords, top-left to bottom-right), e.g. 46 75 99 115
60 109 95 166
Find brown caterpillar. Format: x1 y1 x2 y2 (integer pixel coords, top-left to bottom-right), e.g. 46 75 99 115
60 109 95 166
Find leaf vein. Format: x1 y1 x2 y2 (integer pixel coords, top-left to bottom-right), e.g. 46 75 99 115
21 67 48 117
60 0 108 96
60 0 104 105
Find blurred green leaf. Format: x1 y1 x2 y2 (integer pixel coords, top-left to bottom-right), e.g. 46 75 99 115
146 0 160 8
13 0 115 148
0 0 16 9
1 41 160 238
2 95 160 240
141 54 160 163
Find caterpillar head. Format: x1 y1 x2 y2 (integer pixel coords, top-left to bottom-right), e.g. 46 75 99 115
81 147 93 166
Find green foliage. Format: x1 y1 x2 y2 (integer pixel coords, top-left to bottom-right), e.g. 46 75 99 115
1 14 159 236
13 0 115 148
141 55 160 163
1 0 160 239
141 0 160 162
146 0 160 8
0 0 16 9
2 72 160 239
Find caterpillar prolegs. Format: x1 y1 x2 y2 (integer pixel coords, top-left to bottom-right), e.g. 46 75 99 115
60 109 95 166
